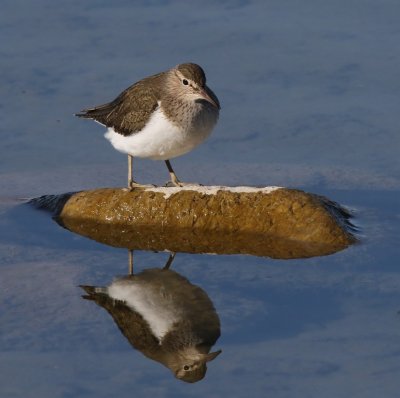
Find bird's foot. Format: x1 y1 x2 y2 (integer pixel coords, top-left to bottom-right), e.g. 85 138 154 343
164 180 203 188
123 181 157 191
166 169 203 187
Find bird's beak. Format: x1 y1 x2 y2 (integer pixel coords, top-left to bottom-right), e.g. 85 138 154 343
204 349 222 362
198 87 220 109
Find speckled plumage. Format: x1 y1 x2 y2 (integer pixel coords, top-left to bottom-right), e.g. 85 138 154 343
81 268 221 383
76 63 219 138
76 63 220 186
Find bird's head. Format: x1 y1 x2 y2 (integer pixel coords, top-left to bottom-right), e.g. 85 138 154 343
168 348 222 383
167 63 220 110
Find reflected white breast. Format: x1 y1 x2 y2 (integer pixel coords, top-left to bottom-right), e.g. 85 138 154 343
107 281 180 341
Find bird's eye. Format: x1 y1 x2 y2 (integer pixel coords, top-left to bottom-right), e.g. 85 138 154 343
183 365 190 371
182 79 189 86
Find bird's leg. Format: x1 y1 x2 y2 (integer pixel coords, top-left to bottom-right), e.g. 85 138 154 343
165 160 183 187
125 154 156 190
128 154 133 188
163 252 176 270
128 249 134 275
164 160 202 187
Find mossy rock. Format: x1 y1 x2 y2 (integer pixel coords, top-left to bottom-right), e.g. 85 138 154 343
31 186 357 259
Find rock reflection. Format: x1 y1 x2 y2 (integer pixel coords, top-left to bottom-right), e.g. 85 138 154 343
81 253 221 383
30 191 357 259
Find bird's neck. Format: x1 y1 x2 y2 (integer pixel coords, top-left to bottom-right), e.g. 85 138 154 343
161 95 201 128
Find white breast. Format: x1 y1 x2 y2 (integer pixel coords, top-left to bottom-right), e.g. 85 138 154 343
104 105 215 160
107 280 180 341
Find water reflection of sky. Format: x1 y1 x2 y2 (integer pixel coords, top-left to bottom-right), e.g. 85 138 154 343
1 1 400 397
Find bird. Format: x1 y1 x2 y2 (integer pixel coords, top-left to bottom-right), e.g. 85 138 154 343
76 63 220 189
81 266 221 383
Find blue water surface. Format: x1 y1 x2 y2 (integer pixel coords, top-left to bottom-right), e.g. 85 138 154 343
1 1 400 397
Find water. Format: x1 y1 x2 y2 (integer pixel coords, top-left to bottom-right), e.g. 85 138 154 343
1 1 400 397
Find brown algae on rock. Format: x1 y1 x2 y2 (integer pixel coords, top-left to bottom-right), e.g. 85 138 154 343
30 185 357 259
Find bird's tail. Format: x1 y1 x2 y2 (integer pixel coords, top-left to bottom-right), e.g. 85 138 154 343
75 99 118 119
80 285 108 300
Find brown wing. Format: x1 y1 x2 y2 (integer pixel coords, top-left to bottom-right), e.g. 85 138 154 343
80 285 159 352
76 73 164 136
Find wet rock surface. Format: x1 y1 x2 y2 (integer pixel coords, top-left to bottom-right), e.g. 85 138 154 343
31 186 357 259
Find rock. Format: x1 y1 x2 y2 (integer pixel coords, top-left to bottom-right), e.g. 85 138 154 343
30 186 357 259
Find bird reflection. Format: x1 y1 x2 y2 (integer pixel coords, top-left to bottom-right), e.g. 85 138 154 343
80 252 221 383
